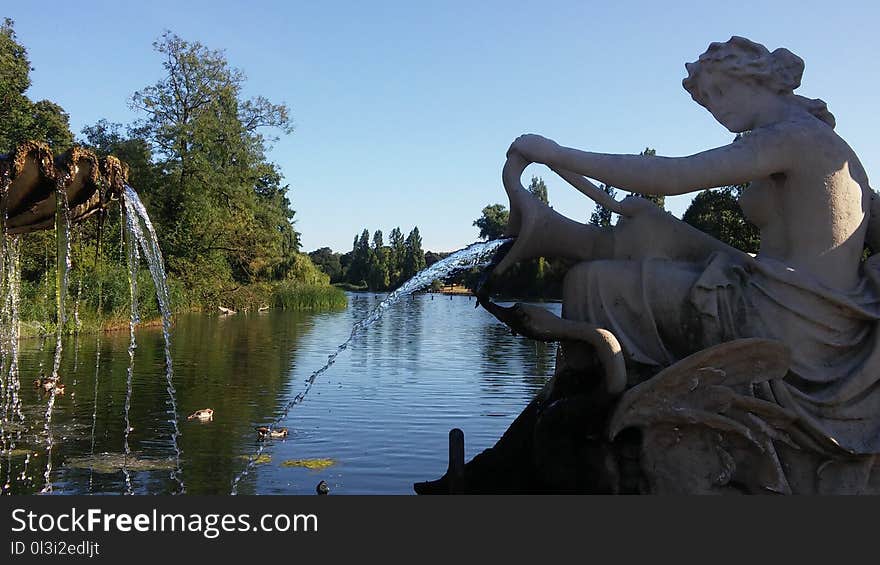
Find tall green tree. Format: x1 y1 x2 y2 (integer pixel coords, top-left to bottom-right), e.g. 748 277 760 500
526 176 551 278
527 176 549 205
402 227 426 281
129 31 297 297
346 229 371 286
388 227 405 286
0 18 73 152
473 204 509 240
1 18 76 296
372 229 384 251
366 229 389 290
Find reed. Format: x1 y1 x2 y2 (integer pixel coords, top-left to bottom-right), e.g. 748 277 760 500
272 282 347 311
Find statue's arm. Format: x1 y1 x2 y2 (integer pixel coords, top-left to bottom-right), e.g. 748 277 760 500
552 168 625 213
512 126 796 196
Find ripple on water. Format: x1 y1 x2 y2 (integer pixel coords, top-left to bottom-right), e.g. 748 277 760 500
6 292 556 494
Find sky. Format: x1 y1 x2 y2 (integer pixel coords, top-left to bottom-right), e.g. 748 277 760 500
6 0 880 252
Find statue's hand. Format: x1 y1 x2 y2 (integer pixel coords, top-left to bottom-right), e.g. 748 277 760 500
508 134 560 164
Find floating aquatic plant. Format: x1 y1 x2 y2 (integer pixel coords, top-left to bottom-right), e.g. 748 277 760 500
281 458 336 471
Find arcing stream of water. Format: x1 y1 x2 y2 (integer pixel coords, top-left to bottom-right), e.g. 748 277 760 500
229 237 512 494
121 201 140 495
122 185 185 494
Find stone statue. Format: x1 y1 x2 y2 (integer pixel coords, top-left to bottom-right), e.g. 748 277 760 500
419 37 880 494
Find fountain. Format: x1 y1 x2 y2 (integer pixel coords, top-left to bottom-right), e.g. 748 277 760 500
0 141 182 494
5 37 878 496
417 36 880 495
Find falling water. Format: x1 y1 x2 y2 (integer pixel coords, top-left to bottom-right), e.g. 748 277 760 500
122 185 185 494
87 276 103 492
121 206 140 494
1 236 23 494
0 176 10 492
40 183 72 493
87 336 102 492
72 228 83 374
230 238 512 494
51 184 70 381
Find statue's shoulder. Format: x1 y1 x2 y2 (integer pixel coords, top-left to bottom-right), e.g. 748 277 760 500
740 118 826 144
736 118 840 167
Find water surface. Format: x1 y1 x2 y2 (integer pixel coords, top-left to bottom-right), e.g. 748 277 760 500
3 293 558 494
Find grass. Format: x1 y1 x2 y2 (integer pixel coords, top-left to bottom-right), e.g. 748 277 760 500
272 282 347 311
16 271 347 339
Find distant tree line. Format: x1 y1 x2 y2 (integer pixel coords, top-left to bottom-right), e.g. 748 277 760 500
309 227 427 291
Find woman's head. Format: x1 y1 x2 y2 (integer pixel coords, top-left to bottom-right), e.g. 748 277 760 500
682 36 834 129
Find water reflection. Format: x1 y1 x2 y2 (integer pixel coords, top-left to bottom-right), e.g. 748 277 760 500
2 293 557 494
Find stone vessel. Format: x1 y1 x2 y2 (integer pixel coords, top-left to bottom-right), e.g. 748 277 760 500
1 141 126 234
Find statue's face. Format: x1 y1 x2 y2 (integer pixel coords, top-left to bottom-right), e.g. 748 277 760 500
695 69 762 133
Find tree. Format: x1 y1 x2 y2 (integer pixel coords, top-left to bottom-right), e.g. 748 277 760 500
366 229 390 290
589 184 617 227
372 229 384 251
473 204 509 240
129 31 297 294
0 18 74 152
632 147 665 209
308 247 343 282
346 229 371 286
388 227 405 286
526 176 551 278
0 18 75 297
527 176 549 205
682 184 760 253
402 227 426 281
80 119 163 209
425 251 448 267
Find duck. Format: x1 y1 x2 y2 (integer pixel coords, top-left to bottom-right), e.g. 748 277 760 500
316 480 330 495
256 426 288 440
187 408 214 421
34 376 64 394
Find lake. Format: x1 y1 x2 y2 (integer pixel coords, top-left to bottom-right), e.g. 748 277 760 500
2 292 559 495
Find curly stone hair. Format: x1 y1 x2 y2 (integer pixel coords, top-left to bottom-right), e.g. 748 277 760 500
682 36 835 128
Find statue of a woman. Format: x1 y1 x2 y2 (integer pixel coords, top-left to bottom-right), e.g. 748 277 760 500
492 36 880 492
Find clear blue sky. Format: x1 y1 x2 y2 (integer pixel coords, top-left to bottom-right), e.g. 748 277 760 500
7 1 879 252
